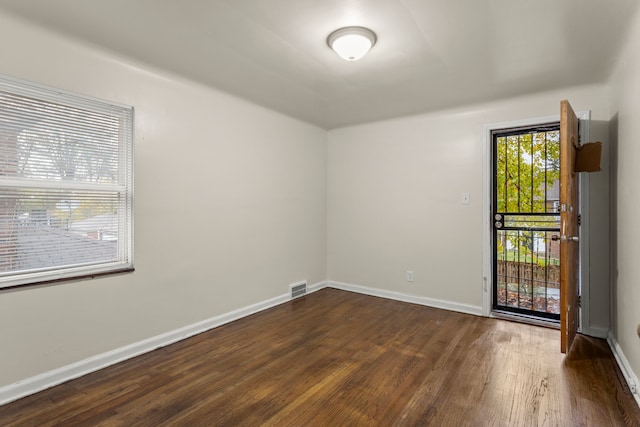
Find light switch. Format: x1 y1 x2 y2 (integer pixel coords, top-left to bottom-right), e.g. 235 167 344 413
462 192 470 205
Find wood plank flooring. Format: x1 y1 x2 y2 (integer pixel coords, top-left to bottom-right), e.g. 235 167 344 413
1 288 639 426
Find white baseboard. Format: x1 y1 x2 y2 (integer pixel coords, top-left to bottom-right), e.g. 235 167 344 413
584 325 609 339
308 280 328 293
0 280 328 406
327 281 484 316
607 331 640 407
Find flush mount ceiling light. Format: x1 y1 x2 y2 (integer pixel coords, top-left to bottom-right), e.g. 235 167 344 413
327 26 377 61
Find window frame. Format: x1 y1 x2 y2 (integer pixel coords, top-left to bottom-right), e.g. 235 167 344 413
0 75 134 289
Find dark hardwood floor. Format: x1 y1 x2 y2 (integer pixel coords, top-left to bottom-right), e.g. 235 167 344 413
1 288 639 426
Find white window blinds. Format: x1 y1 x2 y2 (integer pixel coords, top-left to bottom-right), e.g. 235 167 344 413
0 75 133 288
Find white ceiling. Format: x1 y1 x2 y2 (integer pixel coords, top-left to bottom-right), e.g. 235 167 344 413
0 0 637 129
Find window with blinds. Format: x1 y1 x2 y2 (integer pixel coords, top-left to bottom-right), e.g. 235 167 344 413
0 75 133 288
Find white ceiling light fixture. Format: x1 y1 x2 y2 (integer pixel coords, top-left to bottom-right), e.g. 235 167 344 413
327 26 377 61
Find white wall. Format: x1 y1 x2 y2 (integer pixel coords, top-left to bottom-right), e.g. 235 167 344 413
0 13 327 387
327 85 610 325
608 5 640 389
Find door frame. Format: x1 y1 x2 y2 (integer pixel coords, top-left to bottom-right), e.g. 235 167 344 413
482 111 591 331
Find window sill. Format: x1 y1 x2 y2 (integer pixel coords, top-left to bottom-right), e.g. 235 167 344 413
0 267 135 292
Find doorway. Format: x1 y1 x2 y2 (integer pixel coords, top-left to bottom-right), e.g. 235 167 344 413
491 124 561 321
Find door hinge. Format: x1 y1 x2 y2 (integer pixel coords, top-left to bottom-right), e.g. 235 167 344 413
578 214 581 226
578 295 582 308
578 121 582 145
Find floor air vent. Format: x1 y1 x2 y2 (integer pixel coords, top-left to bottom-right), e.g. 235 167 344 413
290 281 307 299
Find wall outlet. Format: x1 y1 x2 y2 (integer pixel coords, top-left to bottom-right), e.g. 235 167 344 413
406 271 414 282
461 192 470 205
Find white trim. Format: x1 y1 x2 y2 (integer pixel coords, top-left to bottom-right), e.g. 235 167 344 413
482 124 492 316
327 281 483 316
577 110 591 335
607 331 640 407
0 262 134 288
308 280 327 293
0 73 133 111
586 325 609 339
0 280 328 406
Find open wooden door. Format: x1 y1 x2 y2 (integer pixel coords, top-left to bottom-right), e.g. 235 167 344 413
560 100 580 354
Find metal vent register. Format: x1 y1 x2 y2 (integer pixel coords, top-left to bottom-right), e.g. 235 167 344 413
290 282 307 298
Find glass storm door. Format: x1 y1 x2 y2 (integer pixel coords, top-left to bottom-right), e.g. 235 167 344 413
492 124 561 321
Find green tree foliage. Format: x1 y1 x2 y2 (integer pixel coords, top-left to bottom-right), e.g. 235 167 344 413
496 131 559 213
495 131 560 265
